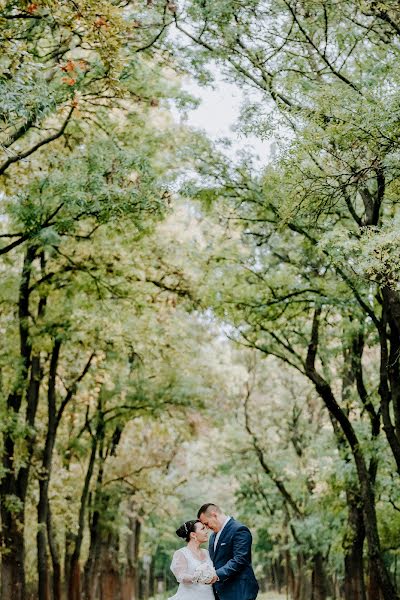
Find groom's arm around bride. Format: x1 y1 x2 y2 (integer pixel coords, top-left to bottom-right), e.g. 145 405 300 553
197 503 259 600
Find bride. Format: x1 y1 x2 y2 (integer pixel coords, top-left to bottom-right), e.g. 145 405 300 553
168 520 216 600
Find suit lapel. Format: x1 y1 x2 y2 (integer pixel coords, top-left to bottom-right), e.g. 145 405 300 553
214 518 234 558
209 532 215 560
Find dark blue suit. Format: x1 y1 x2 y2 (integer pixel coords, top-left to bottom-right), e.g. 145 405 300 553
209 518 259 600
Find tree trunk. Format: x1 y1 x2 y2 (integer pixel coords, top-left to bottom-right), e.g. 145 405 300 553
37 515 51 600
64 530 75 599
0 246 41 600
343 498 366 600
305 309 398 600
367 560 384 600
121 571 136 600
83 399 108 600
83 507 101 600
311 552 328 600
149 555 156 598
38 340 61 600
285 549 295 600
99 533 121 600
46 344 94 600
121 516 141 600
83 484 103 600
68 411 98 600
379 319 400 475
271 557 284 593
47 501 62 600
293 553 308 600
68 559 81 600
0 509 25 600
141 555 151 600
340 342 367 600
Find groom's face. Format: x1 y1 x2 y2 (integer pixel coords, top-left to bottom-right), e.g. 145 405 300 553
199 511 219 532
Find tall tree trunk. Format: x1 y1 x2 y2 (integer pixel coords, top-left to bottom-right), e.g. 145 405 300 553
0 245 42 600
343 495 366 600
378 312 400 475
122 516 141 600
367 560 384 600
68 560 82 600
37 511 51 600
285 549 295 600
38 339 61 600
83 401 120 600
292 553 308 600
68 441 96 600
305 308 398 600
311 552 328 600
47 501 62 600
149 555 155 599
0 508 26 600
141 553 151 600
271 556 284 593
327 383 395 600
99 531 121 600
83 503 102 600
68 405 100 600
64 529 75 600
83 463 105 600
340 341 367 600
282 519 304 599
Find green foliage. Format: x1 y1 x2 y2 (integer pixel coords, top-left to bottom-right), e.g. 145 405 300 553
3 0 400 596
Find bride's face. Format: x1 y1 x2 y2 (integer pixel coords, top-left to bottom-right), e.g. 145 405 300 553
192 522 209 544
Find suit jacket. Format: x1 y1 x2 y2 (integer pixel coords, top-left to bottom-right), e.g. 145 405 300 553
209 518 259 600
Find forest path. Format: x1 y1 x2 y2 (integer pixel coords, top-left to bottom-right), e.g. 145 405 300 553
259 592 289 600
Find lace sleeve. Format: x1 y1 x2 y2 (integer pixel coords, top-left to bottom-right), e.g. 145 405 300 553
170 550 194 584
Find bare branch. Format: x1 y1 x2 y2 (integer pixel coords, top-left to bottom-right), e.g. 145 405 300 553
0 107 74 176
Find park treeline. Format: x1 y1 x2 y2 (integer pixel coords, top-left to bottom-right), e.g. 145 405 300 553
2 2 400 600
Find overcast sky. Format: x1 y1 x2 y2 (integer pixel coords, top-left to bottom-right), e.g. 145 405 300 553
179 73 272 166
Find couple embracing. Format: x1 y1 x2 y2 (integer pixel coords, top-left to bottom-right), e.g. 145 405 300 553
169 503 259 600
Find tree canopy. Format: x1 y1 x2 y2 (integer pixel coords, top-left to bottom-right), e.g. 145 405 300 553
2 2 400 600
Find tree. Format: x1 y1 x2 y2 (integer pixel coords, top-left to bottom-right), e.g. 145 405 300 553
160 2 400 596
0 2 195 596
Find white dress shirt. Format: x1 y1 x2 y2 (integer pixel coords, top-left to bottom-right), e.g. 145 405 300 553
214 516 231 551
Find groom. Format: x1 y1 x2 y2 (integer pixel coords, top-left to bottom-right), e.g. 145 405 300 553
197 503 259 600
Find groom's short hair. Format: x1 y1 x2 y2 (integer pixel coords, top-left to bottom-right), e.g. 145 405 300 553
197 503 221 518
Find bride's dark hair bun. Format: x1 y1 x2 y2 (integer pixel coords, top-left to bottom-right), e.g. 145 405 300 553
176 520 199 542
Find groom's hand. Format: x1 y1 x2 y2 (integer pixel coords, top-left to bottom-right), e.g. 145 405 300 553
208 576 218 584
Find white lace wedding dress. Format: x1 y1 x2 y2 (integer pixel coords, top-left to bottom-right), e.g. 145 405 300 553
168 547 215 600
